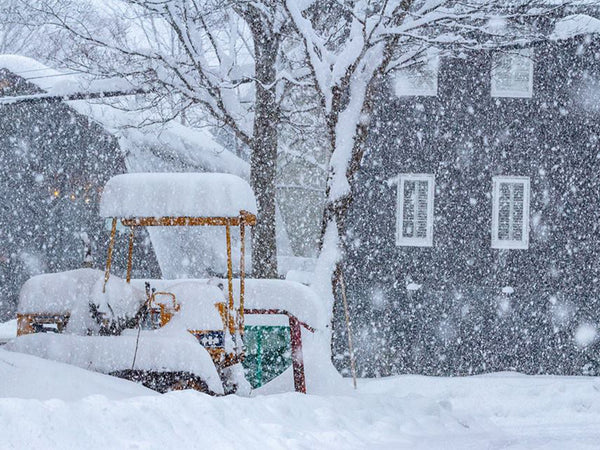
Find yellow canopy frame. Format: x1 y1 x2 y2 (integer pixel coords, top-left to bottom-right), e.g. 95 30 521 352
102 210 257 359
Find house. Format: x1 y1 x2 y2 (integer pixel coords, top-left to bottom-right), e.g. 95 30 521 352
342 14 600 377
0 57 149 320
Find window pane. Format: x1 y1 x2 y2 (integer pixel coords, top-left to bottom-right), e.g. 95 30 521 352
498 183 511 240
494 57 514 92
416 181 429 238
497 181 525 241
397 175 434 247
402 181 416 238
512 184 524 240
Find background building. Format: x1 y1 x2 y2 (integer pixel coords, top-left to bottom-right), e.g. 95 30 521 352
341 26 600 377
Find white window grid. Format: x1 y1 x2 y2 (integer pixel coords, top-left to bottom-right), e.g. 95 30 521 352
491 176 530 249
491 48 534 98
396 174 435 247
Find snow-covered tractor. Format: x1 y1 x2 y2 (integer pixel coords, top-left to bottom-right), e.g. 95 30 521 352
9 173 322 395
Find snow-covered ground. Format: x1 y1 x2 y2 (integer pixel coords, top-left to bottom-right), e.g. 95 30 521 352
0 318 16 344
0 348 153 401
1 348 600 449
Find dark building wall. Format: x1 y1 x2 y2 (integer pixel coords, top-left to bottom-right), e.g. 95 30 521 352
339 37 600 377
0 70 159 319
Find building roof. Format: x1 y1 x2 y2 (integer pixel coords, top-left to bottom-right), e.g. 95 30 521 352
0 55 248 179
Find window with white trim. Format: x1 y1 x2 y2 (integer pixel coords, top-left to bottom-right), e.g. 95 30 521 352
491 48 534 98
395 55 439 97
492 176 530 249
396 174 435 247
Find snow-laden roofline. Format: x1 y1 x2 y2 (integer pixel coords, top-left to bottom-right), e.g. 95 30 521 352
0 54 135 98
551 14 600 40
0 54 248 178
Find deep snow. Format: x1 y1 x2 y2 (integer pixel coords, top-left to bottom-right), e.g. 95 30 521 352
1 348 600 449
0 319 16 344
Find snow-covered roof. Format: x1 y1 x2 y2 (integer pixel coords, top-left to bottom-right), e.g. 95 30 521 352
0 54 132 96
0 55 248 178
551 14 600 40
100 172 257 218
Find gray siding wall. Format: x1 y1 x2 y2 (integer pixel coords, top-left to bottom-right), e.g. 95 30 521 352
339 38 600 377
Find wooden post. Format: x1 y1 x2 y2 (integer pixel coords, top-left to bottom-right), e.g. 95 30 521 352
289 315 307 394
126 226 135 283
225 224 235 338
239 217 246 338
103 218 117 293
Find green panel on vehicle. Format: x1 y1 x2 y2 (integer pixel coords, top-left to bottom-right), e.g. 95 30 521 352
243 325 291 388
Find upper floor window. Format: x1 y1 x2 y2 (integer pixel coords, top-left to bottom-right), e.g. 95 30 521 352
396 174 435 247
491 48 534 98
492 176 530 249
395 54 439 97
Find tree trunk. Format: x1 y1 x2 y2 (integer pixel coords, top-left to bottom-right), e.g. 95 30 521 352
319 73 382 298
248 17 280 279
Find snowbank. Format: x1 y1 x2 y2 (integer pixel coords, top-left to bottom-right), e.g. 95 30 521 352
0 319 16 343
7 332 223 395
100 172 257 218
0 348 153 400
3 371 600 448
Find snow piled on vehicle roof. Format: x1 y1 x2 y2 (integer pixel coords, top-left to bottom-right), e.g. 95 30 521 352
17 268 145 320
100 172 257 218
18 268 104 315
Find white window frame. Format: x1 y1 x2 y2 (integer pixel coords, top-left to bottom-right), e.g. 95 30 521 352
395 55 439 97
491 48 534 98
396 174 435 247
491 176 530 250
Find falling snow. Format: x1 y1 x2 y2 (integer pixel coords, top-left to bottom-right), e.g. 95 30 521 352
1 1 600 448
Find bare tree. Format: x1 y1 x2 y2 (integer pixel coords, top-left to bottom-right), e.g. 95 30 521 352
0 0 57 56
25 0 296 278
